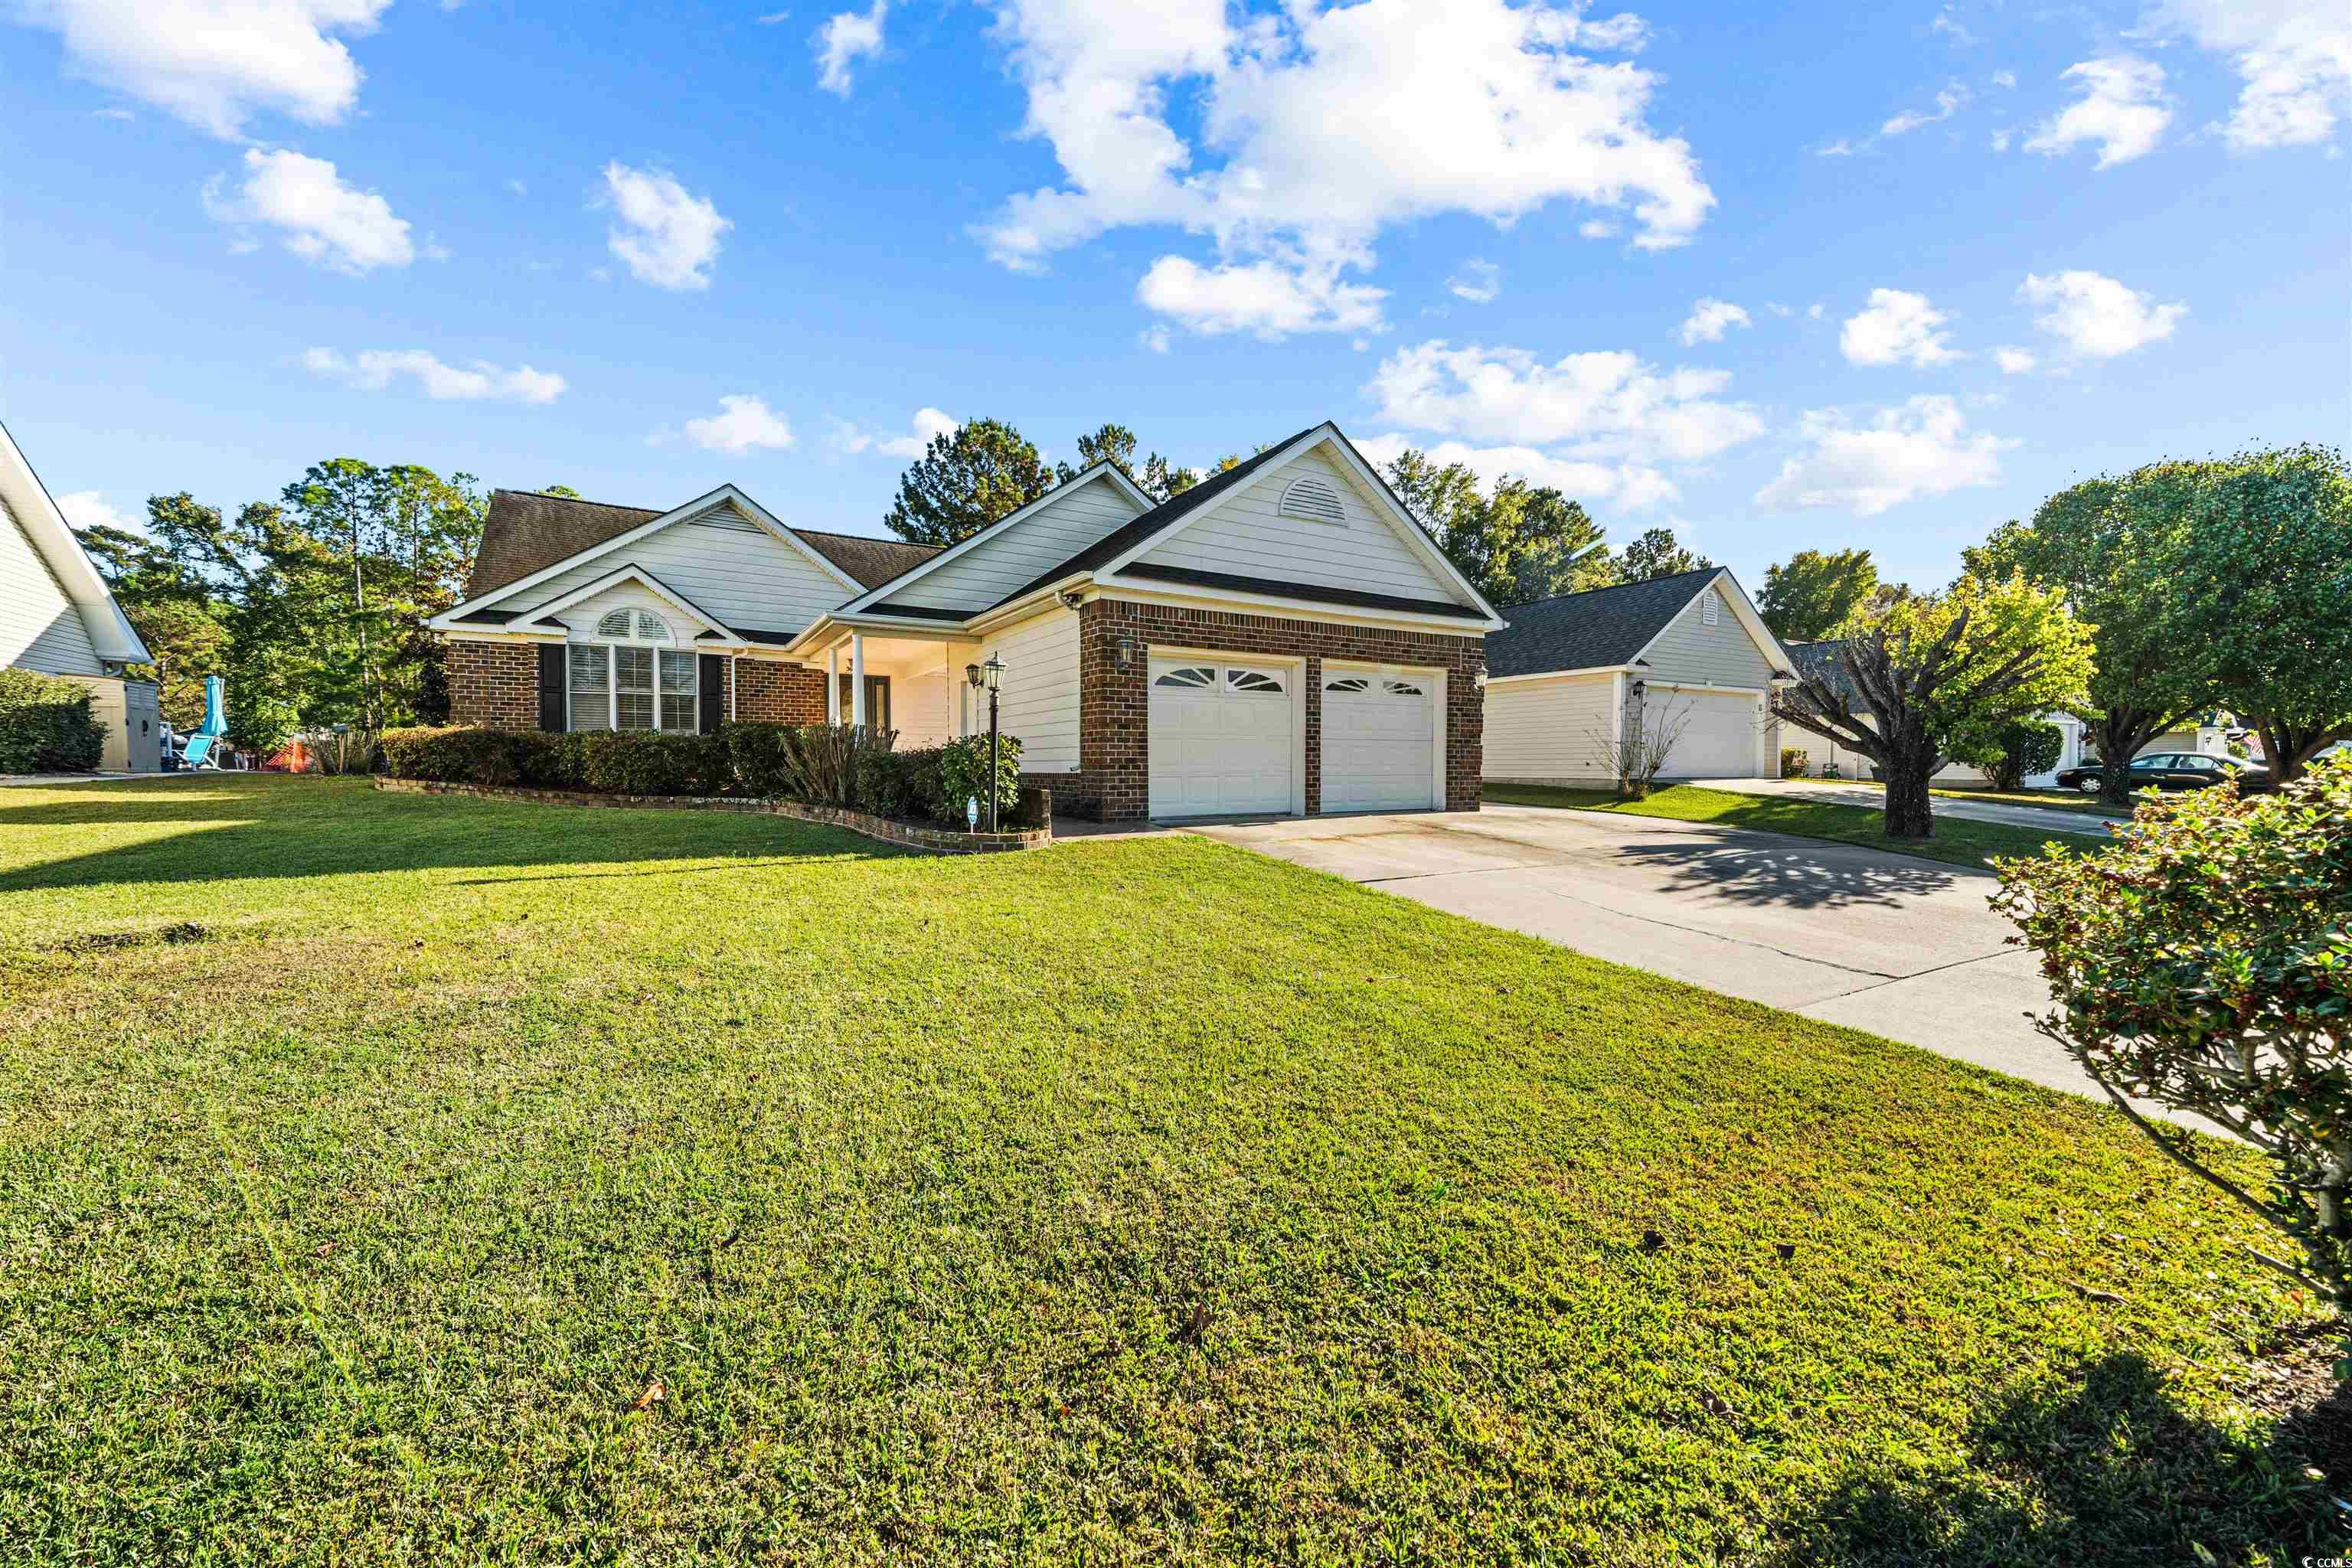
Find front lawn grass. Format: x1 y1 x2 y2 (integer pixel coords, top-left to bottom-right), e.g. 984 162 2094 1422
0 776 2329 1563
1483 781 2082 869
1930 782 2130 818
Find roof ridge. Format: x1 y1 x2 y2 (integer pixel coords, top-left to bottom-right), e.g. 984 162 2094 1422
1498 564 1720 612
789 524 937 547
494 486 663 512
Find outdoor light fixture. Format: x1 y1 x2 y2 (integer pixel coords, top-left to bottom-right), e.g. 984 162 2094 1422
982 653 1004 691
965 655 1008 831
965 662 982 689
1116 634 1141 668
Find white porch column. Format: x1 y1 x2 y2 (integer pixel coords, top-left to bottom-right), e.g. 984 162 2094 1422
943 643 958 738
851 634 867 727
827 645 840 722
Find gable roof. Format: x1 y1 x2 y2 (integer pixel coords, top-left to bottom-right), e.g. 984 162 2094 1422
0 419 150 665
838 459 1155 616
1485 567 1726 677
988 431 1317 610
1786 637 1858 697
466 488 938 601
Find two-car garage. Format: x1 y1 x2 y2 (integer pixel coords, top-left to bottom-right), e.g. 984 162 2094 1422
1146 655 1439 819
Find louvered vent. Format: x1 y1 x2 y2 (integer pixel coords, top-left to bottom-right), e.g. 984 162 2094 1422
692 503 763 534
1279 477 1347 524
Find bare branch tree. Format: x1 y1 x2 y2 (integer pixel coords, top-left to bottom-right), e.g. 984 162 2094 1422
1590 695 1692 801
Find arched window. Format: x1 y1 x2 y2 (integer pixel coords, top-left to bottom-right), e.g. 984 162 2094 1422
572 605 695 732
1279 476 1347 524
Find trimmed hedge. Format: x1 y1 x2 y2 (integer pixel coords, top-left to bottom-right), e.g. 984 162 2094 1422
381 723 991 823
0 668 108 774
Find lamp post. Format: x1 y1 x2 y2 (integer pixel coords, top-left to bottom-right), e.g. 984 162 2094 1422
965 653 1006 831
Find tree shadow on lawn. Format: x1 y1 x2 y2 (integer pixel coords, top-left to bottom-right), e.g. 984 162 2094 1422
0 776 905 893
1779 1349 2347 1566
1608 837 1969 911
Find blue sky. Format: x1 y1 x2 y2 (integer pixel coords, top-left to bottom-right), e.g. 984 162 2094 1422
3 0 2344 594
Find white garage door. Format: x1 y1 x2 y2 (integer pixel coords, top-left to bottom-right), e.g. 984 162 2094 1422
1321 671 1437 812
1148 659 1295 818
1653 688 1761 778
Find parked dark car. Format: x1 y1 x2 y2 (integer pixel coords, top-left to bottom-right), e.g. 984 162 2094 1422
2052 752 2268 794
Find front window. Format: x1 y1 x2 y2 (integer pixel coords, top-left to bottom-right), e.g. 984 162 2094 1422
569 609 697 732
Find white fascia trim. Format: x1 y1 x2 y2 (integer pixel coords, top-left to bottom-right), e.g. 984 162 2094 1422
782 611 975 658
1094 574 1498 635
834 462 1152 616
446 626 567 644
432 483 860 629
1642 680 1769 696
1485 664 1639 688
505 562 734 639
0 419 152 664
1624 568 1795 677
1099 423 1503 625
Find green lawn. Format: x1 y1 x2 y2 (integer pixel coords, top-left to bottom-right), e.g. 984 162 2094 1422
0 776 2330 1564
1482 782 2094 869
1929 782 2130 818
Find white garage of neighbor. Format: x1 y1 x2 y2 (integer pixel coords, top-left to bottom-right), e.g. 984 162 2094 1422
1482 568 1794 789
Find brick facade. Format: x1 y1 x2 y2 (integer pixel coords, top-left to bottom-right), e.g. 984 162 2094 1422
447 639 540 728
1073 596 1484 821
732 658 827 724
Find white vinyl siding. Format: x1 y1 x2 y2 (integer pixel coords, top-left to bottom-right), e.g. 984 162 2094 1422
512 498 849 640
975 606 1080 772
886 474 1143 612
895 666 951 748
1135 448 1465 608
1483 673 1618 783
1636 586 1776 691
0 492 103 675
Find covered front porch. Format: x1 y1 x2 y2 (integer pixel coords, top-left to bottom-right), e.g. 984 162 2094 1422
797 620 989 750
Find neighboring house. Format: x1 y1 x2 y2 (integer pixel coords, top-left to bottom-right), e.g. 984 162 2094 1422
429 422 1504 820
1781 639 2090 785
1483 568 1794 785
0 420 158 772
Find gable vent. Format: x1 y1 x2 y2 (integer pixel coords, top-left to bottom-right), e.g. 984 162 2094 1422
691 504 762 535
1279 476 1348 524
1700 590 1720 627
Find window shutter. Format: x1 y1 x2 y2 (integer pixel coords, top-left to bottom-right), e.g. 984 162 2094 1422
699 655 724 733
536 644 567 731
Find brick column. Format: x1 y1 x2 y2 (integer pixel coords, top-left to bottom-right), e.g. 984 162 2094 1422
447 639 540 729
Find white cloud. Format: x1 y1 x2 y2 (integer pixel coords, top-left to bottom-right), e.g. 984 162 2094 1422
57 490 142 536
1994 345 2037 374
1754 396 2011 516
1579 218 1621 238
1138 325 1171 354
603 162 730 289
831 407 957 459
1991 69 2017 89
972 0 1713 328
1882 83 1969 135
2024 57 2171 168
1136 255 1387 338
684 395 795 455
19 0 390 138
1361 337 1765 505
1447 258 1502 303
1353 431 1682 508
2018 270 2186 358
1679 297 1751 345
2154 0 2350 150
1815 137 1857 157
813 0 887 96
302 348 565 403
1840 288 1961 367
202 148 413 272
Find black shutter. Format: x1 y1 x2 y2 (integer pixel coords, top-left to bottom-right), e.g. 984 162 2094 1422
699 655 724 733
536 644 567 732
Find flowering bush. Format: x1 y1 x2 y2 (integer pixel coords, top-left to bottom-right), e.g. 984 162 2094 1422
1992 754 2352 1369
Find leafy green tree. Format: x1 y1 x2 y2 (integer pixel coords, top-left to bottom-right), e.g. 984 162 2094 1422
73 516 230 730
1759 547 1880 641
1968 471 2212 805
2163 444 2352 781
1946 717 2064 791
1773 573 2094 838
1054 423 1203 504
885 416 1050 546
540 485 583 498
1380 451 1609 606
1613 527 1713 583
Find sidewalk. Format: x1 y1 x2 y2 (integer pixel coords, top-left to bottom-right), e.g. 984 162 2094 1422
1698 776 2120 838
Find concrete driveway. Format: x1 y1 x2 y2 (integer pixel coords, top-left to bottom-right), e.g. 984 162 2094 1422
1191 804 2121 1107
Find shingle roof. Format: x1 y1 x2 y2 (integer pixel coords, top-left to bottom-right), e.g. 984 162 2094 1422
1485 568 1723 678
988 429 1320 609
465 489 942 603
1787 637 1857 697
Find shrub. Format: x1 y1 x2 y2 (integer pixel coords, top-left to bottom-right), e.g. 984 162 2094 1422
1992 754 2352 1372
858 746 945 821
567 730 728 795
722 721 796 797
775 723 892 807
1780 746 1808 779
937 733 1023 826
1969 719 2063 791
0 668 106 773
381 726 533 786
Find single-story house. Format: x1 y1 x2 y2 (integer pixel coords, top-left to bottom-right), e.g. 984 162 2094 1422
0 420 159 772
1482 567 1795 786
429 422 1504 820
